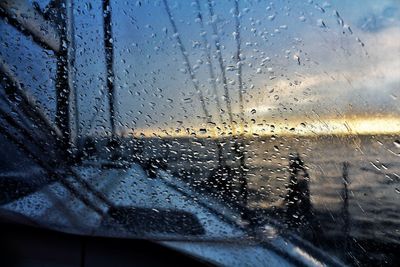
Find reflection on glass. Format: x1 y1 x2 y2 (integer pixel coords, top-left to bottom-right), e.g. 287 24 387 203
0 0 399 266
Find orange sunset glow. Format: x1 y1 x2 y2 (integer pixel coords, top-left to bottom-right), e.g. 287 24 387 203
125 116 400 138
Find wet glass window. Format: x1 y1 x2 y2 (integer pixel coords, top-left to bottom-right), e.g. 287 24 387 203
1 0 399 266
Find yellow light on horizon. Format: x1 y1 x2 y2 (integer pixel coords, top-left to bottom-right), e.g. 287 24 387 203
124 116 400 138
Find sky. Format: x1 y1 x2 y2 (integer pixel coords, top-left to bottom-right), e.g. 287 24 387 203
0 0 399 137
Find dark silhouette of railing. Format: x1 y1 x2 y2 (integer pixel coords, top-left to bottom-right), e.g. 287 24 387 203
285 153 313 233
342 161 351 256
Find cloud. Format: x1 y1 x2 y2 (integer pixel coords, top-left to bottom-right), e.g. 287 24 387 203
244 25 400 121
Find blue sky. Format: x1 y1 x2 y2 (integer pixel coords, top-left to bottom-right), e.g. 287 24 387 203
1 0 399 136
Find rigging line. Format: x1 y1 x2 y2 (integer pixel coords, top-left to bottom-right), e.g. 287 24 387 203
0 124 104 215
40 186 85 231
233 0 245 131
162 0 211 123
0 91 61 152
69 169 114 208
0 92 38 136
0 110 40 149
0 127 95 227
0 1 61 53
0 107 59 159
0 9 113 217
0 106 114 210
80 91 108 137
0 89 62 151
194 0 223 124
58 178 105 215
0 61 63 139
0 84 114 211
207 0 233 125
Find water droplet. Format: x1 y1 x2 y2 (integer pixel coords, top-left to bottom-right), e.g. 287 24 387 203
317 19 326 28
226 65 236 71
343 24 353 34
356 37 365 47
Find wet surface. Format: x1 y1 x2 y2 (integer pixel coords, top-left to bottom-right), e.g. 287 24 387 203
133 134 400 266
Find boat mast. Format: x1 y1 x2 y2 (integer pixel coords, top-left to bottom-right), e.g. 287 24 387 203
54 0 72 153
66 0 79 146
102 0 117 139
